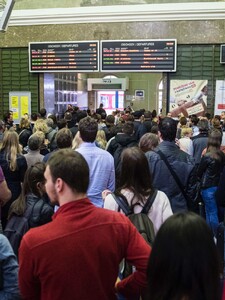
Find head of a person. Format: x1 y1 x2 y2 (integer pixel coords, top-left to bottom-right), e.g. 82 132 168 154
32 131 45 146
144 111 152 120
119 147 152 199
158 117 177 142
23 163 46 198
64 112 72 122
106 115 115 126
211 118 221 130
197 119 209 133
179 116 187 126
28 134 42 151
76 110 87 124
99 103 104 108
181 127 193 138
45 149 89 204
147 212 221 300
39 108 47 118
31 113 38 122
2 131 21 171
122 121 134 136
139 133 159 153
56 128 73 149
207 129 222 153
152 109 157 119
3 111 13 124
33 119 48 134
79 116 98 143
48 114 57 125
132 110 142 120
57 118 67 130
1 130 20 154
190 114 199 126
46 118 54 129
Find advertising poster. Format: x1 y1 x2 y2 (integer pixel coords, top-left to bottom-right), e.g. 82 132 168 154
214 80 225 116
9 92 31 124
169 80 208 117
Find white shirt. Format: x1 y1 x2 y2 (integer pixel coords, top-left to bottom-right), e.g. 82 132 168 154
104 188 173 234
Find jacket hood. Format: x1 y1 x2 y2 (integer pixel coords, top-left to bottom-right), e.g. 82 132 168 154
115 134 137 147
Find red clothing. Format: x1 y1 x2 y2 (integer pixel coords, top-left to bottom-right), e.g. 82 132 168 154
19 198 150 300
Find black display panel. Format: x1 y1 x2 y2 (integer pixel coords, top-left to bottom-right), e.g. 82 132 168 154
220 45 225 64
101 39 176 72
29 41 99 72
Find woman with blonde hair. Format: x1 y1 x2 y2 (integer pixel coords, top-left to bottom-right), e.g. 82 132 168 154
0 130 27 228
96 130 107 149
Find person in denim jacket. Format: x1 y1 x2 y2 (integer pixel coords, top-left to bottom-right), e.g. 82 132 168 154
0 234 20 299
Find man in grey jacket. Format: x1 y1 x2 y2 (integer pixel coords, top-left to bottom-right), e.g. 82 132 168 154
145 117 197 213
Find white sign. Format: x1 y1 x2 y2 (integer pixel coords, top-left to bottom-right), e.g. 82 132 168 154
214 80 225 115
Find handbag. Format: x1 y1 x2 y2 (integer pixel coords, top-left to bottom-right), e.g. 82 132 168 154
156 150 204 216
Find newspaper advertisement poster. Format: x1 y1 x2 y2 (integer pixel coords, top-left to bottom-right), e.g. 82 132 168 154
169 80 208 117
214 80 225 116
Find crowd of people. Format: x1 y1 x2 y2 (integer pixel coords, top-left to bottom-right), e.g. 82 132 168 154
0 105 224 299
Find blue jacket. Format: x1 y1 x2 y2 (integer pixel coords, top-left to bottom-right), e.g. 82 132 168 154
0 234 20 299
145 141 197 213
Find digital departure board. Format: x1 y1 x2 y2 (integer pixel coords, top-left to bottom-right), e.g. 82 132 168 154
101 39 177 72
29 41 99 72
220 45 225 63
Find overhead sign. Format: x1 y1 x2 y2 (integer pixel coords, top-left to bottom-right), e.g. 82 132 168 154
29 41 99 72
101 39 177 72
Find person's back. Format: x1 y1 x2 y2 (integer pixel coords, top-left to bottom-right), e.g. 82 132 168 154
103 147 173 234
18 149 150 300
76 116 115 207
192 119 209 164
145 117 197 213
147 212 221 300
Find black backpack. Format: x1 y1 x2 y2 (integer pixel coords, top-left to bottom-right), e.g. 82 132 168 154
4 200 44 256
112 189 157 278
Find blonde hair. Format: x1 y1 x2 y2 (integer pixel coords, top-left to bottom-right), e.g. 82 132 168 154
96 130 107 149
1 131 21 171
19 117 30 129
72 131 82 150
181 127 192 138
33 119 48 134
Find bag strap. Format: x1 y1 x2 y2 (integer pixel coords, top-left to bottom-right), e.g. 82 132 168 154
111 193 132 215
141 189 158 214
156 149 189 202
111 189 158 215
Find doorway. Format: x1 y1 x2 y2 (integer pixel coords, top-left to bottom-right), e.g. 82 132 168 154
96 90 124 115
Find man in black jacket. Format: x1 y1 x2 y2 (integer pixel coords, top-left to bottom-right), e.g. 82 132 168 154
145 117 197 213
107 121 138 187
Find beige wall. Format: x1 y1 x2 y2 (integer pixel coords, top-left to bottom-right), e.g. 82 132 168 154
1 19 224 113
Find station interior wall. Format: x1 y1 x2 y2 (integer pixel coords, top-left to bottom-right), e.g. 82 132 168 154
1 19 225 118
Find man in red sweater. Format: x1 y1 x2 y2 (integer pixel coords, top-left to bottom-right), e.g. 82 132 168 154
19 149 151 300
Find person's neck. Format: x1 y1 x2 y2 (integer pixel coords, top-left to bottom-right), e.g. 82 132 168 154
59 192 87 206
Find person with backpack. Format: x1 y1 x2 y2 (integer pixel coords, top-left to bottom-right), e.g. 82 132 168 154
4 162 54 256
103 147 173 236
18 149 150 300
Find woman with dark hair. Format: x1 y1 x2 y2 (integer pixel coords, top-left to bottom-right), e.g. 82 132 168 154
103 147 172 234
197 129 225 236
147 212 221 300
5 162 54 255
